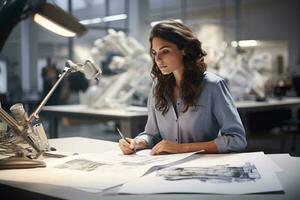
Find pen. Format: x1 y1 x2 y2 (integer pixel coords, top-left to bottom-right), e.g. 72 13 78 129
117 128 136 153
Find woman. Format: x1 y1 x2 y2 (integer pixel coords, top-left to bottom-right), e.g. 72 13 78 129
119 20 246 155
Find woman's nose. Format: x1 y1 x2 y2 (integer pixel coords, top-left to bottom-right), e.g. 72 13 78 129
155 53 162 62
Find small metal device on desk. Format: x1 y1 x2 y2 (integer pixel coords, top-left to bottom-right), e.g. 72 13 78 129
0 60 102 169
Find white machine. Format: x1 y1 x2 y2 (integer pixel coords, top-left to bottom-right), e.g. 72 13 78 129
211 48 272 100
81 29 153 108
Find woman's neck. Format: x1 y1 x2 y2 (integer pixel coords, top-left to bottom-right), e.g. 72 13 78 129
173 68 183 87
172 74 181 103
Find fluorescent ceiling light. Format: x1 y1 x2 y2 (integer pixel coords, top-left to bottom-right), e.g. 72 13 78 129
231 41 238 47
102 14 127 22
34 14 76 37
231 40 259 47
80 18 102 25
80 14 127 25
150 19 182 27
239 40 258 47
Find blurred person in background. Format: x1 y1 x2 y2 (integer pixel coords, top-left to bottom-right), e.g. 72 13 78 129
41 57 61 105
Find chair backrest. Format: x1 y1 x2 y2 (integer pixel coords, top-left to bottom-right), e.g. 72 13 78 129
292 76 300 97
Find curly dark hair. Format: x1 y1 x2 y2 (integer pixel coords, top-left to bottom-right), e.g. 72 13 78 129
149 20 207 115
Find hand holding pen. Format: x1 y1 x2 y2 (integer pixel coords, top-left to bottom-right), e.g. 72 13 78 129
117 128 147 155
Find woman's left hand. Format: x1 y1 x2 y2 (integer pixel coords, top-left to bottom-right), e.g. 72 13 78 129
151 140 184 155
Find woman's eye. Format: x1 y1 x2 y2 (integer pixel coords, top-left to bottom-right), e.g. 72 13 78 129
161 49 170 54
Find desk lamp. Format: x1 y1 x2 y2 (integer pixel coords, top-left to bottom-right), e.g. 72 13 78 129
0 60 102 169
0 0 87 51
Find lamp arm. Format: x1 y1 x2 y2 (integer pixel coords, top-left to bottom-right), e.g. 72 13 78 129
0 0 28 51
1 66 71 157
0 108 23 134
0 107 42 157
28 67 71 123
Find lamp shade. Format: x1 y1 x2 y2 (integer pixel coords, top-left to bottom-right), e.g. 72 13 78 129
0 0 28 51
34 3 87 37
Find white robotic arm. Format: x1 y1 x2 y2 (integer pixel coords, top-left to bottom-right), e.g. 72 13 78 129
82 29 152 109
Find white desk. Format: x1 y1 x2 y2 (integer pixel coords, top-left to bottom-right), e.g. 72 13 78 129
41 97 300 138
0 137 299 200
236 97 300 115
41 105 148 138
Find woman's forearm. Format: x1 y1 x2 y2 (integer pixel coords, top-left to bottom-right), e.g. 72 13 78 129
182 140 219 153
149 139 219 155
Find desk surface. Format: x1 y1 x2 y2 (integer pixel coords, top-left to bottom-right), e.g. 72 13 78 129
42 105 148 117
236 97 300 107
43 97 300 114
236 97 300 112
1 137 300 200
41 105 149 138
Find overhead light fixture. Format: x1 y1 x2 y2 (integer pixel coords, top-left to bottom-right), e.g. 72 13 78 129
80 18 102 25
231 40 259 47
150 19 182 27
33 3 87 37
0 1 88 51
102 14 127 22
34 14 75 37
80 14 127 25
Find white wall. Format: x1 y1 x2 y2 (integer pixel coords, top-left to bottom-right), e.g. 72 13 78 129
238 0 300 74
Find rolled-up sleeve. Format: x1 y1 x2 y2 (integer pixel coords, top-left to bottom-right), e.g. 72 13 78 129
135 85 161 148
212 80 247 153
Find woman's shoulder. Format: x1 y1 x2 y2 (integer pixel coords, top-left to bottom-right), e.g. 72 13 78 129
201 71 229 97
202 71 225 85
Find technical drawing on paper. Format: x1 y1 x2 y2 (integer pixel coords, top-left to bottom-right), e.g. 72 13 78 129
119 155 168 166
156 162 261 183
53 155 169 172
54 159 109 172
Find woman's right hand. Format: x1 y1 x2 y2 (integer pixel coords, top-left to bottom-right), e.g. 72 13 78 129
118 138 147 155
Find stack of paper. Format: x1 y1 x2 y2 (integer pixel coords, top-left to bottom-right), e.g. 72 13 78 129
119 152 283 194
0 149 196 193
0 150 283 194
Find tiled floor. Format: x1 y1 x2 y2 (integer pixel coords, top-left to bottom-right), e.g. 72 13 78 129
45 119 300 157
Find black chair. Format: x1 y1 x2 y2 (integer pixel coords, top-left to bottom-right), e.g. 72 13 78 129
279 118 300 154
293 76 300 97
278 76 300 154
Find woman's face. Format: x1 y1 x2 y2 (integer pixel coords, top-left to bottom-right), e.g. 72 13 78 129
151 37 184 75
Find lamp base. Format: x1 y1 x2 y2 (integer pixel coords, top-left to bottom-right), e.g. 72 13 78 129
0 156 46 170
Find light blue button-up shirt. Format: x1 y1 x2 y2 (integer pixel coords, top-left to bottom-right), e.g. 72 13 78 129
135 71 247 153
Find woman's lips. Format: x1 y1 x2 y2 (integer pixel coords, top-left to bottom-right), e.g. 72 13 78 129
159 65 167 69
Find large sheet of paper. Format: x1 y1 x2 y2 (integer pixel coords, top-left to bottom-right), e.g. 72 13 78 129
0 149 196 192
119 152 283 194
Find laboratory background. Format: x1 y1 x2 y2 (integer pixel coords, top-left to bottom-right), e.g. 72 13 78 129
0 0 300 157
